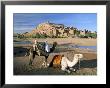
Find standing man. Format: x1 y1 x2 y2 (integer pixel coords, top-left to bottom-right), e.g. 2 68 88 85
33 39 40 56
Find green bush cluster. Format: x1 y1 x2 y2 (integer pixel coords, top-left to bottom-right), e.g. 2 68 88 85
31 33 49 38
79 33 97 38
16 32 97 39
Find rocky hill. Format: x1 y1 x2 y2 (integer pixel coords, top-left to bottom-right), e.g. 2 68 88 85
15 22 97 38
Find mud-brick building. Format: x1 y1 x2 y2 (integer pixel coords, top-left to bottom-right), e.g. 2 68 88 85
35 22 76 37
26 21 95 38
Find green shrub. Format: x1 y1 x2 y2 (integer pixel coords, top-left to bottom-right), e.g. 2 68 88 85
79 35 85 38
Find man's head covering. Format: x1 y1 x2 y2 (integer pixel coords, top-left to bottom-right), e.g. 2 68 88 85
34 40 37 44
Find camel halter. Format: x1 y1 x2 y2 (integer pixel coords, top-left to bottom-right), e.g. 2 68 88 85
78 58 80 70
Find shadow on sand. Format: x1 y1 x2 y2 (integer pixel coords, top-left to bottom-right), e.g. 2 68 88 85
14 47 29 57
79 59 97 68
14 59 97 75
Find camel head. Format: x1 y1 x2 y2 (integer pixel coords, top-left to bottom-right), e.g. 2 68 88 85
53 42 57 47
74 54 83 58
50 42 57 53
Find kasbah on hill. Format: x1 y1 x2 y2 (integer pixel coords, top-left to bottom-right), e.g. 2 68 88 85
15 21 97 39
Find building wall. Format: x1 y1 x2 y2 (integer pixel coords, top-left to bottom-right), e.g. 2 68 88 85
28 22 96 38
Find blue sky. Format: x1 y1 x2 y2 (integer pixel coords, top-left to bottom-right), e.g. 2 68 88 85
13 13 97 33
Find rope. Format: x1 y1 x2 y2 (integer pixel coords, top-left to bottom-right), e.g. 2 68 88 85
78 58 80 70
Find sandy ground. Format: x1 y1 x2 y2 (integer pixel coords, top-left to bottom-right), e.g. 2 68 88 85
14 38 97 75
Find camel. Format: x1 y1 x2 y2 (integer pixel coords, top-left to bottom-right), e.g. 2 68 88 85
61 54 83 73
28 41 57 67
49 54 83 73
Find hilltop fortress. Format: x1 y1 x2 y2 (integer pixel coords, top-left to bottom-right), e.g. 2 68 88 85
20 21 97 38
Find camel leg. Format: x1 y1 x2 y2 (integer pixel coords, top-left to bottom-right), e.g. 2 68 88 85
29 51 35 66
25 52 28 56
61 67 71 73
78 58 80 70
29 53 33 65
44 59 47 67
69 67 77 72
44 56 48 68
36 50 40 56
66 69 71 73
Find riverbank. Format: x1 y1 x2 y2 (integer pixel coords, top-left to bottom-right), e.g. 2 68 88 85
14 38 97 46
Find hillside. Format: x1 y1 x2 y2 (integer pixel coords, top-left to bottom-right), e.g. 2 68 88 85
14 22 97 38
